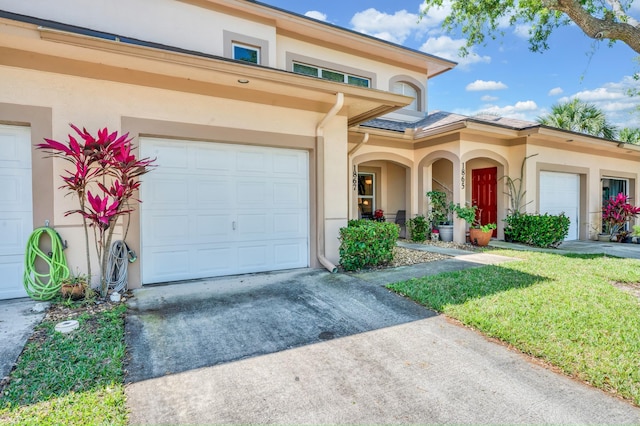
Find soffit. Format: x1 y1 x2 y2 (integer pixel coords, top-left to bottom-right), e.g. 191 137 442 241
0 18 412 126
180 0 456 78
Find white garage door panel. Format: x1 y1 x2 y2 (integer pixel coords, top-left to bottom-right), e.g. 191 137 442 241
0 125 32 300
540 171 579 241
141 138 309 284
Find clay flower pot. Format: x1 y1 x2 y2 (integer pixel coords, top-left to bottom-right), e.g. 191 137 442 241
469 228 492 247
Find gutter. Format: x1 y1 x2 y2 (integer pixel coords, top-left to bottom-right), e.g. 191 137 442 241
315 92 344 273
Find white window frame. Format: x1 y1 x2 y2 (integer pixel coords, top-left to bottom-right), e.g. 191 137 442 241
232 42 260 64
358 173 375 217
392 82 418 111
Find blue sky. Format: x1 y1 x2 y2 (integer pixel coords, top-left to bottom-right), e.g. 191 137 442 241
260 0 640 129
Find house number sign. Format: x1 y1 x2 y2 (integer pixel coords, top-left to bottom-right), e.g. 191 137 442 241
461 163 466 189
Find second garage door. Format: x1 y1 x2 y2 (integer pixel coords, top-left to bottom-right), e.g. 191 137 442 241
539 171 580 241
140 138 309 284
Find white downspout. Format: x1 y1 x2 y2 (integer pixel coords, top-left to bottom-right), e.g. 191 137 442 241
316 92 344 273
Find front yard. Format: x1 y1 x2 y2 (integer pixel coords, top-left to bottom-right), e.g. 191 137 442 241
0 304 128 425
1 248 639 424
388 249 640 406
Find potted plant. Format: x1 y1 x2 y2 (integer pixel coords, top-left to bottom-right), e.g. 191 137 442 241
60 273 91 300
373 209 386 222
602 193 640 243
453 203 496 246
427 191 454 242
469 223 497 246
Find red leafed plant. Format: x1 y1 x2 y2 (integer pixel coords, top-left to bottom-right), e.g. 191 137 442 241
37 124 155 297
602 193 640 242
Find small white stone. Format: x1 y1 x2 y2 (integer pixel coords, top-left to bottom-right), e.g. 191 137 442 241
110 292 121 303
31 302 50 313
55 320 79 333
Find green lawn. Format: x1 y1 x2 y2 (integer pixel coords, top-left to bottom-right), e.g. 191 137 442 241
0 304 128 425
388 250 640 406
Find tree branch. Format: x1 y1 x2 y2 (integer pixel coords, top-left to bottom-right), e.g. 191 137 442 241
549 0 640 54
606 0 639 28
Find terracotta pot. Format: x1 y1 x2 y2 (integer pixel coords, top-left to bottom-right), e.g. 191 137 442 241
61 283 85 300
469 228 492 246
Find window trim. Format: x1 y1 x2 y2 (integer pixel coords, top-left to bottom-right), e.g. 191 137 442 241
286 52 377 88
358 172 375 217
232 42 260 64
223 30 269 66
389 74 426 113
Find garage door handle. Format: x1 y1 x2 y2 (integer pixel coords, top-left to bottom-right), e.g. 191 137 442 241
232 221 236 230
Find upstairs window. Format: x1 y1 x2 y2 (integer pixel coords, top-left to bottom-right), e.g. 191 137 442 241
232 42 260 64
293 62 370 88
392 82 418 111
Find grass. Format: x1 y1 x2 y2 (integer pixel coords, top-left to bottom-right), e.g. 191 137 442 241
0 304 128 425
388 250 640 406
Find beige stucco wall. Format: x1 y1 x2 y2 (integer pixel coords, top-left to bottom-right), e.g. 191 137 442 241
525 143 640 239
0 64 348 286
352 131 640 243
0 0 278 65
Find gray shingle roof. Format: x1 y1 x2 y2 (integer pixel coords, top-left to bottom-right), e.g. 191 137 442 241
360 111 539 136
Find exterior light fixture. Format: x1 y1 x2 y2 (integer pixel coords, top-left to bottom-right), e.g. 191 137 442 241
237 79 249 84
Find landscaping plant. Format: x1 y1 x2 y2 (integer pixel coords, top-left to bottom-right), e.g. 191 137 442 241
407 215 429 243
37 125 155 297
339 220 399 271
602 193 640 242
503 212 569 248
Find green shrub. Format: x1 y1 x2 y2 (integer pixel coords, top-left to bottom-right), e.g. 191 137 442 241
407 215 430 242
339 220 399 271
504 212 570 248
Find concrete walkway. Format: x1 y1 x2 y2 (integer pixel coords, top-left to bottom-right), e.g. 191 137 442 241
0 299 47 381
125 249 640 424
490 239 640 259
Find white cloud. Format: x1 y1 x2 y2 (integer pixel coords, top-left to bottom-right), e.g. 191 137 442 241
558 76 640 128
418 0 453 28
304 11 327 22
454 100 540 122
548 87 564 96
350 8 421 44
419 36 491 69
481 95 499 102
466 80 508 91
513 24 531 39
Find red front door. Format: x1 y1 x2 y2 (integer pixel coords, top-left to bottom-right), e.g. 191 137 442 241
472 167 497 236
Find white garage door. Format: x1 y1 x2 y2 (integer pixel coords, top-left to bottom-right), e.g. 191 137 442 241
0 125 32 300
140 138 309 284
539 171 579 241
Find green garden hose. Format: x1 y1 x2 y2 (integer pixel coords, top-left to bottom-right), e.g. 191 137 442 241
23 227 70 301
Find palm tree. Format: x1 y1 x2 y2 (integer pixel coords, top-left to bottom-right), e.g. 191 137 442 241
618 127 640 145
537 99 617 140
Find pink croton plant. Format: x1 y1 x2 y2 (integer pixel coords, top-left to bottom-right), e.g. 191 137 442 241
602 193 640 242
37 124 155 297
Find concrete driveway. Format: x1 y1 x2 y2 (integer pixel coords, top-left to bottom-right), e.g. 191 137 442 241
125 260 640 424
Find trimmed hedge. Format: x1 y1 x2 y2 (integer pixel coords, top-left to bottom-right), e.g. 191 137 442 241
504 212 570 248
339 220 399 271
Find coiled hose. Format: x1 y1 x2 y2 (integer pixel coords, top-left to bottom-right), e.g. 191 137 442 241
23 227 70 301
106 240 133 293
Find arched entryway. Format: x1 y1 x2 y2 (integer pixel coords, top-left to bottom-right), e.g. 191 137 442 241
351 152 413 225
